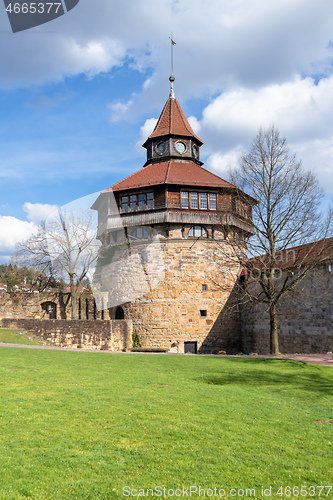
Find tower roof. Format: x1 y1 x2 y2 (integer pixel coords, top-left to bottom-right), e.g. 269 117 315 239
101 160 236 193
143 98 203 147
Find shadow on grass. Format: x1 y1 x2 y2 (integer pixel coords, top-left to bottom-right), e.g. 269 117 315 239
202 358 333 395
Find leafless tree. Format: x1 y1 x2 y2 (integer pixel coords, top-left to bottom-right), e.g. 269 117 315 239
16 209 100 319
222 125 333 354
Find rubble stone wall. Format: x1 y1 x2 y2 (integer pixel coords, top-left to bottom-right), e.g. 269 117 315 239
1 318 132 351
240 265 333 354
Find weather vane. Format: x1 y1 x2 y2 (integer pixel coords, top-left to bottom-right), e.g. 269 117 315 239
168 34 176 99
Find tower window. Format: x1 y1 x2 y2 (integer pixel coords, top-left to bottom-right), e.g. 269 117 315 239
181 191 189 208
181 192 216 211
138 193 145 211
132 227 149 239
147 192 154 210
200 193 207 209
202 284 208 291
121 196 128 213
122 192 154 213
209 193 216 210
200 310 207 317
191 192 198 209
130 195 137 212
189 226 208 238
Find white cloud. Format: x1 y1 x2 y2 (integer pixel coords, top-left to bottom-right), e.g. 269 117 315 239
188 116 201 135
135 117 158 154
205 148 243 177
1 0 333 94
202 76 333 142
108 98 135 122
23 202 58 224
198 75 333 193
0 216 38 259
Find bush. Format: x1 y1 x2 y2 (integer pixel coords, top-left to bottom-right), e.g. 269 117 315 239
132 331 142 348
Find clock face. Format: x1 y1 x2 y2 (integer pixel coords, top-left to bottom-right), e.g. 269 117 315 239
192 145 198 157
175 141 186 153
156 141 166 155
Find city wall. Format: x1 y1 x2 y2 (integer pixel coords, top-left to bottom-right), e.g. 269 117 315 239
240 264 333 354
1 318 132 351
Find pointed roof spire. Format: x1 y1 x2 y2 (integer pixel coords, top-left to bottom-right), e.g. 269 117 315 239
169 75 175 99
144 98 203 145
169 35 176 99
142 35 203 149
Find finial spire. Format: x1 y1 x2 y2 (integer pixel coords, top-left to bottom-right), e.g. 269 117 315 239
168 34 176 99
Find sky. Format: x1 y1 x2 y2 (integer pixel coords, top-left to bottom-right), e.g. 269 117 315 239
1 0 333 262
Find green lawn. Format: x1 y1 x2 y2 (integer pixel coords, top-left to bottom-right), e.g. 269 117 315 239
0 328 49 346
0 348 332 499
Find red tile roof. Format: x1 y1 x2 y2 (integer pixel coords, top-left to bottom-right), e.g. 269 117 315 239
248 237 333 271
102 161 236 193
143 98 203 146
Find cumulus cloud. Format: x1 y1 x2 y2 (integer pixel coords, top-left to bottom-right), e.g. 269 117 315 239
199 75 333 193
188 116 201 135
205 148 244 178
202 76 333 143
108 97 135 122
1 0 333 95
23 202 58 224
135 117 158 154
0 216 38 261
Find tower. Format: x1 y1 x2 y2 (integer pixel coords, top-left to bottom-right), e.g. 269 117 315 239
92 77 255 353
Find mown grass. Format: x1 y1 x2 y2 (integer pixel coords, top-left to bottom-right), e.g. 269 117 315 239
0 348 332 499
0 328 48 346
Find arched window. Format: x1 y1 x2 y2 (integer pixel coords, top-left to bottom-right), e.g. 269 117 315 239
188 226 208 238
132 227 149 239
115 307 125 320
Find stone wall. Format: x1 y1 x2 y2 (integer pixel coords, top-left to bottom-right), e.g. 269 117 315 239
241 264 333 354
0 290 111 321
1 318 132 351
103 236 241 354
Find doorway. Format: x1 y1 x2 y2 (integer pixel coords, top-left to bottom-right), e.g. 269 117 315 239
184 341 197 354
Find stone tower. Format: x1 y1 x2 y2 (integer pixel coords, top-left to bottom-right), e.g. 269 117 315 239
92 78 255 353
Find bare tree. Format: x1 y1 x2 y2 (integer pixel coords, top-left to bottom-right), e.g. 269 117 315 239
224 126 332 354
16 209 100 319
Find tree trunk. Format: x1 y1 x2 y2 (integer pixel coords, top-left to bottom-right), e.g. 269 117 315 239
269 302 279 354
69 274 78 320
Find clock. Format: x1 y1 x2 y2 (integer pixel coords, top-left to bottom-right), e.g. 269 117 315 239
156 141 166 155
175 141 186 153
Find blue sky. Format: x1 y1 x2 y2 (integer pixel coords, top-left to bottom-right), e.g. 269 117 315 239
1 0 333 261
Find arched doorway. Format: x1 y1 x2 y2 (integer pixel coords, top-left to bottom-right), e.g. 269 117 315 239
41 301 57 319
115 306 125 320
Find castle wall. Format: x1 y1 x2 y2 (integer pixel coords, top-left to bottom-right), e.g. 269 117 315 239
0 290 106 322
241 265 333 354
0 291 68 320
1 318 132 351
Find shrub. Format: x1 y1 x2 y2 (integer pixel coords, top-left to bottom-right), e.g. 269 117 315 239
132 330 142 348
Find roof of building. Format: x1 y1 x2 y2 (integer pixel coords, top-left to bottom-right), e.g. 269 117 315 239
247 237 333 272
143 98 203 146
101 160 236 193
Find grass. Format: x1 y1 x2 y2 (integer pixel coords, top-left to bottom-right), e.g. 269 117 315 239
0 348 332 499
0 328 50 346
